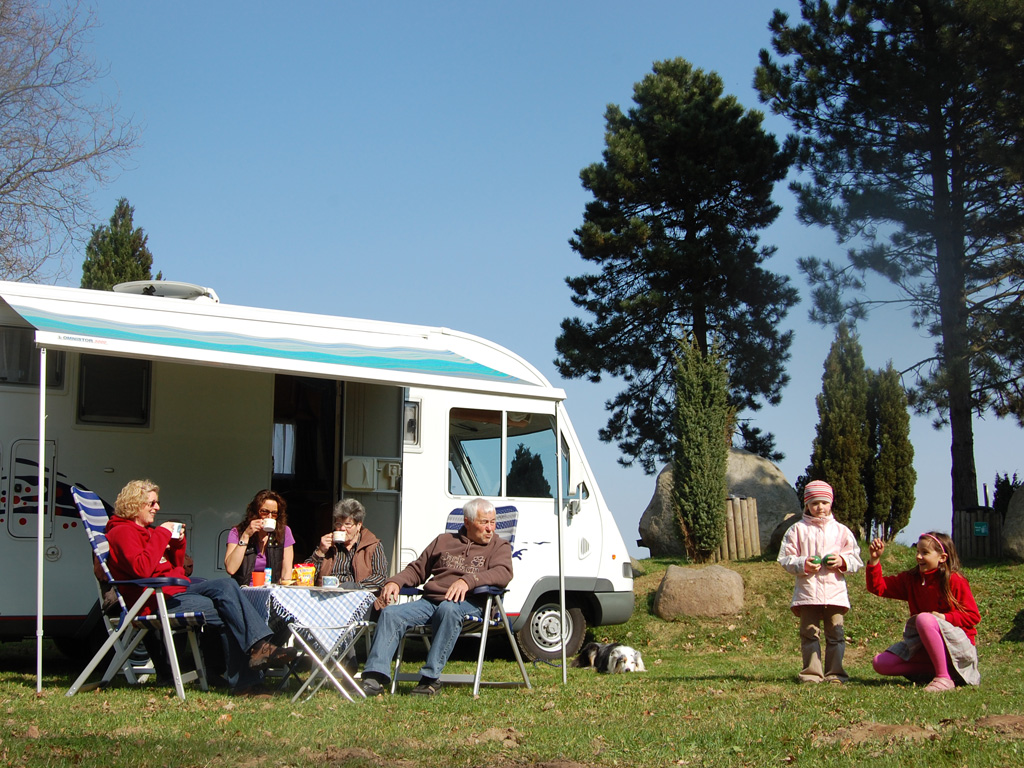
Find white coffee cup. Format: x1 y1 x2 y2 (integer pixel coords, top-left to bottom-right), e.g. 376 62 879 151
262 518 277 532
333 530 346 544
170 522 184 539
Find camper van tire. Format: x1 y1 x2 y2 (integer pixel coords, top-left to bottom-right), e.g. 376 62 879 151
517 602 586 662
51 604 107 663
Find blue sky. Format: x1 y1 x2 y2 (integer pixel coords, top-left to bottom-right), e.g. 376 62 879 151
75 0 1018 558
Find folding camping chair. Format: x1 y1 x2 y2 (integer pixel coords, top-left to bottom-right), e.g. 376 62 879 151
90 562 156 686
66 486 209 701
390 506 532 696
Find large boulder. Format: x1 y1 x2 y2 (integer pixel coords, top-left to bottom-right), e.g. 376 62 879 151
653 564 744 619
769 513 800 558
1003 488 1024 561
638 448 802 557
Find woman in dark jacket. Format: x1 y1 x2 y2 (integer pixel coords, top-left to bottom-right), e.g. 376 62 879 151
309 499 388 589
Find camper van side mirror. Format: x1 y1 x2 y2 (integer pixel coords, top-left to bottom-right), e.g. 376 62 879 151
565 482 585 518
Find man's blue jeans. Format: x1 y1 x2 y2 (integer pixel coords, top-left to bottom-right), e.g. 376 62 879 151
364 598 483 681
165 577 271 689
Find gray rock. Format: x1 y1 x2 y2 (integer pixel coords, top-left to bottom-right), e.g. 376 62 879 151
1003 488 1024 562
638 448 802 557
653 564 744 619
637 465 686 557
769 513 800 559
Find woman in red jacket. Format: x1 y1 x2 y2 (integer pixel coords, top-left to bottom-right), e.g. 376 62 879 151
105 479 296 695
866 531 980 692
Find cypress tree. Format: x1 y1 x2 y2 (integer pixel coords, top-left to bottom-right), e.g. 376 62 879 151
672 333 732 561
806 323 868 534
865 364 917 540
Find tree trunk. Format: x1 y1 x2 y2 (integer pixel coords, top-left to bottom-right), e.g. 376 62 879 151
926 81 979 522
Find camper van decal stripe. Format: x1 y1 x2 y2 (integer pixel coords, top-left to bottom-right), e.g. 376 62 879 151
16 309 529 384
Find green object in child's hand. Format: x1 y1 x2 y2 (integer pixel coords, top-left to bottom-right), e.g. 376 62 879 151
811 555 822 565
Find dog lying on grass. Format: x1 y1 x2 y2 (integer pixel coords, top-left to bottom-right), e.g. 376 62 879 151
572 642 646 673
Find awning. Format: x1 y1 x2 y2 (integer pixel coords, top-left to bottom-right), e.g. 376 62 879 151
0 282 564 401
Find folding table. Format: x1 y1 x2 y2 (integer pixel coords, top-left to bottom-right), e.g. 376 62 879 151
242 585 375 702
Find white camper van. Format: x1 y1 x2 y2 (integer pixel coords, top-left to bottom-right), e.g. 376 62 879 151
0 280 634 660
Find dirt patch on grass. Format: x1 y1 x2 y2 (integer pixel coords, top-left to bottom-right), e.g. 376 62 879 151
976 714 1024 738
320 746 598 768
815 715 1024 747
814 721 940 746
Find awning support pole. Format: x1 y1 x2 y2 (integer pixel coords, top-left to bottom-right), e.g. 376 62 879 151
36 346 47 693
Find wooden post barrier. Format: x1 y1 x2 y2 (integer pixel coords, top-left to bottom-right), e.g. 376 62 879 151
747 497 761 558
742 498 755 558
725 498 738 560
701 497 763 562
713 497 761 562
953 507 1002 562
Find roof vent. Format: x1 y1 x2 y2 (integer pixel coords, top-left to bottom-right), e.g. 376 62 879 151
112 280 220 303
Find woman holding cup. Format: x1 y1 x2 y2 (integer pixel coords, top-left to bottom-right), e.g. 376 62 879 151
225 490 295 586
309 499 388 590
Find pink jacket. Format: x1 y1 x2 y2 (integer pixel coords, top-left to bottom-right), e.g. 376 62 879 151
778 512 863 614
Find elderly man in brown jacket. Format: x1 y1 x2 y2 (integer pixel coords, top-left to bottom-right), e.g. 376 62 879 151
360 497 512 697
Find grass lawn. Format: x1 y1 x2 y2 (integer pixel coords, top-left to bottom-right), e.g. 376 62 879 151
2 542 1022 767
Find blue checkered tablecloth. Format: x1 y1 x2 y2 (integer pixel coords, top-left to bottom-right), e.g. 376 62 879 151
242 585 374 652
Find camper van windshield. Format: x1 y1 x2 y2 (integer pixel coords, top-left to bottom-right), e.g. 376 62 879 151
448 408 556 499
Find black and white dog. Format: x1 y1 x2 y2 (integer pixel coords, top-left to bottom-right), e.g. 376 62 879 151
572 642 646 674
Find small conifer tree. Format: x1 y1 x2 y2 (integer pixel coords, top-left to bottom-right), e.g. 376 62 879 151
865 364 916 539
81 198 159 290
805 323 869 533
672 333 732 561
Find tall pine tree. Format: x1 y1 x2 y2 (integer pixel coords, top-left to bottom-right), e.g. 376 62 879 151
806 323 868 533
865 364 916 540
672 334 732 562
757 0 1024 517
81 198 159 290
556 58 798 473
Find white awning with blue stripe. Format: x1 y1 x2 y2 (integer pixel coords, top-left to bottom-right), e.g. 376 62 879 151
0 281 564 400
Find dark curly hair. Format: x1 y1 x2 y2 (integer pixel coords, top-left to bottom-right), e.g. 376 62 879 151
235 489 288 546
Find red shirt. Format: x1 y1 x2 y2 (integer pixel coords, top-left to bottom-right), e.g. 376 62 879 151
866 562 980 644
105 515 189 613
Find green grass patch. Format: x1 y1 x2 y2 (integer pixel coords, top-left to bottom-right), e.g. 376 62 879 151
2 543 1023 767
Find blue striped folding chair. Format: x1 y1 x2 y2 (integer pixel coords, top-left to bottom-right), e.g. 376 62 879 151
390 506 531 696
66 486 209 701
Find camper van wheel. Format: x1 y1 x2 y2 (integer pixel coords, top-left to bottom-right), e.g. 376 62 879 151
516 603 586 662
53 618 107 664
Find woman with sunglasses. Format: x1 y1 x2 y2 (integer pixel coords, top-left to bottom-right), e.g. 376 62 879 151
309 498 388 590
225 489 295 586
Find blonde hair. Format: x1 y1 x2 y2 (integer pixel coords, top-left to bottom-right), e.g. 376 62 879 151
114 479 160 521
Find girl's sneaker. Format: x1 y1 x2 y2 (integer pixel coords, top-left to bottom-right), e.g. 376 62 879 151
923 676 955 692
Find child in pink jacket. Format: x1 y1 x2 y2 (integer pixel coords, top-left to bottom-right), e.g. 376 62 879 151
778 481 863 683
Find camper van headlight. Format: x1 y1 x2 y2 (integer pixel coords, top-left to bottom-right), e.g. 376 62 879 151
622 561 633 579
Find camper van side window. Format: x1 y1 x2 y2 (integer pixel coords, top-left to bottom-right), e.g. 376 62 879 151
0 326 65 388
77 354 151 426
448 408 501 497
506 412 556 499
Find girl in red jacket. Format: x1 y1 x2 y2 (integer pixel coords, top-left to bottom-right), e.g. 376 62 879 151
867 531 980 692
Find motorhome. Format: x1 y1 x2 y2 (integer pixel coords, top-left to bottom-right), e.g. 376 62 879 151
0 280 633 661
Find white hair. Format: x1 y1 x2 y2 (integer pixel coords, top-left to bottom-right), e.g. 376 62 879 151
462 497 495 522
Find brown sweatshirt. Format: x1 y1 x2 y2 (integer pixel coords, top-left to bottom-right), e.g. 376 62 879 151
387 526 512 603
